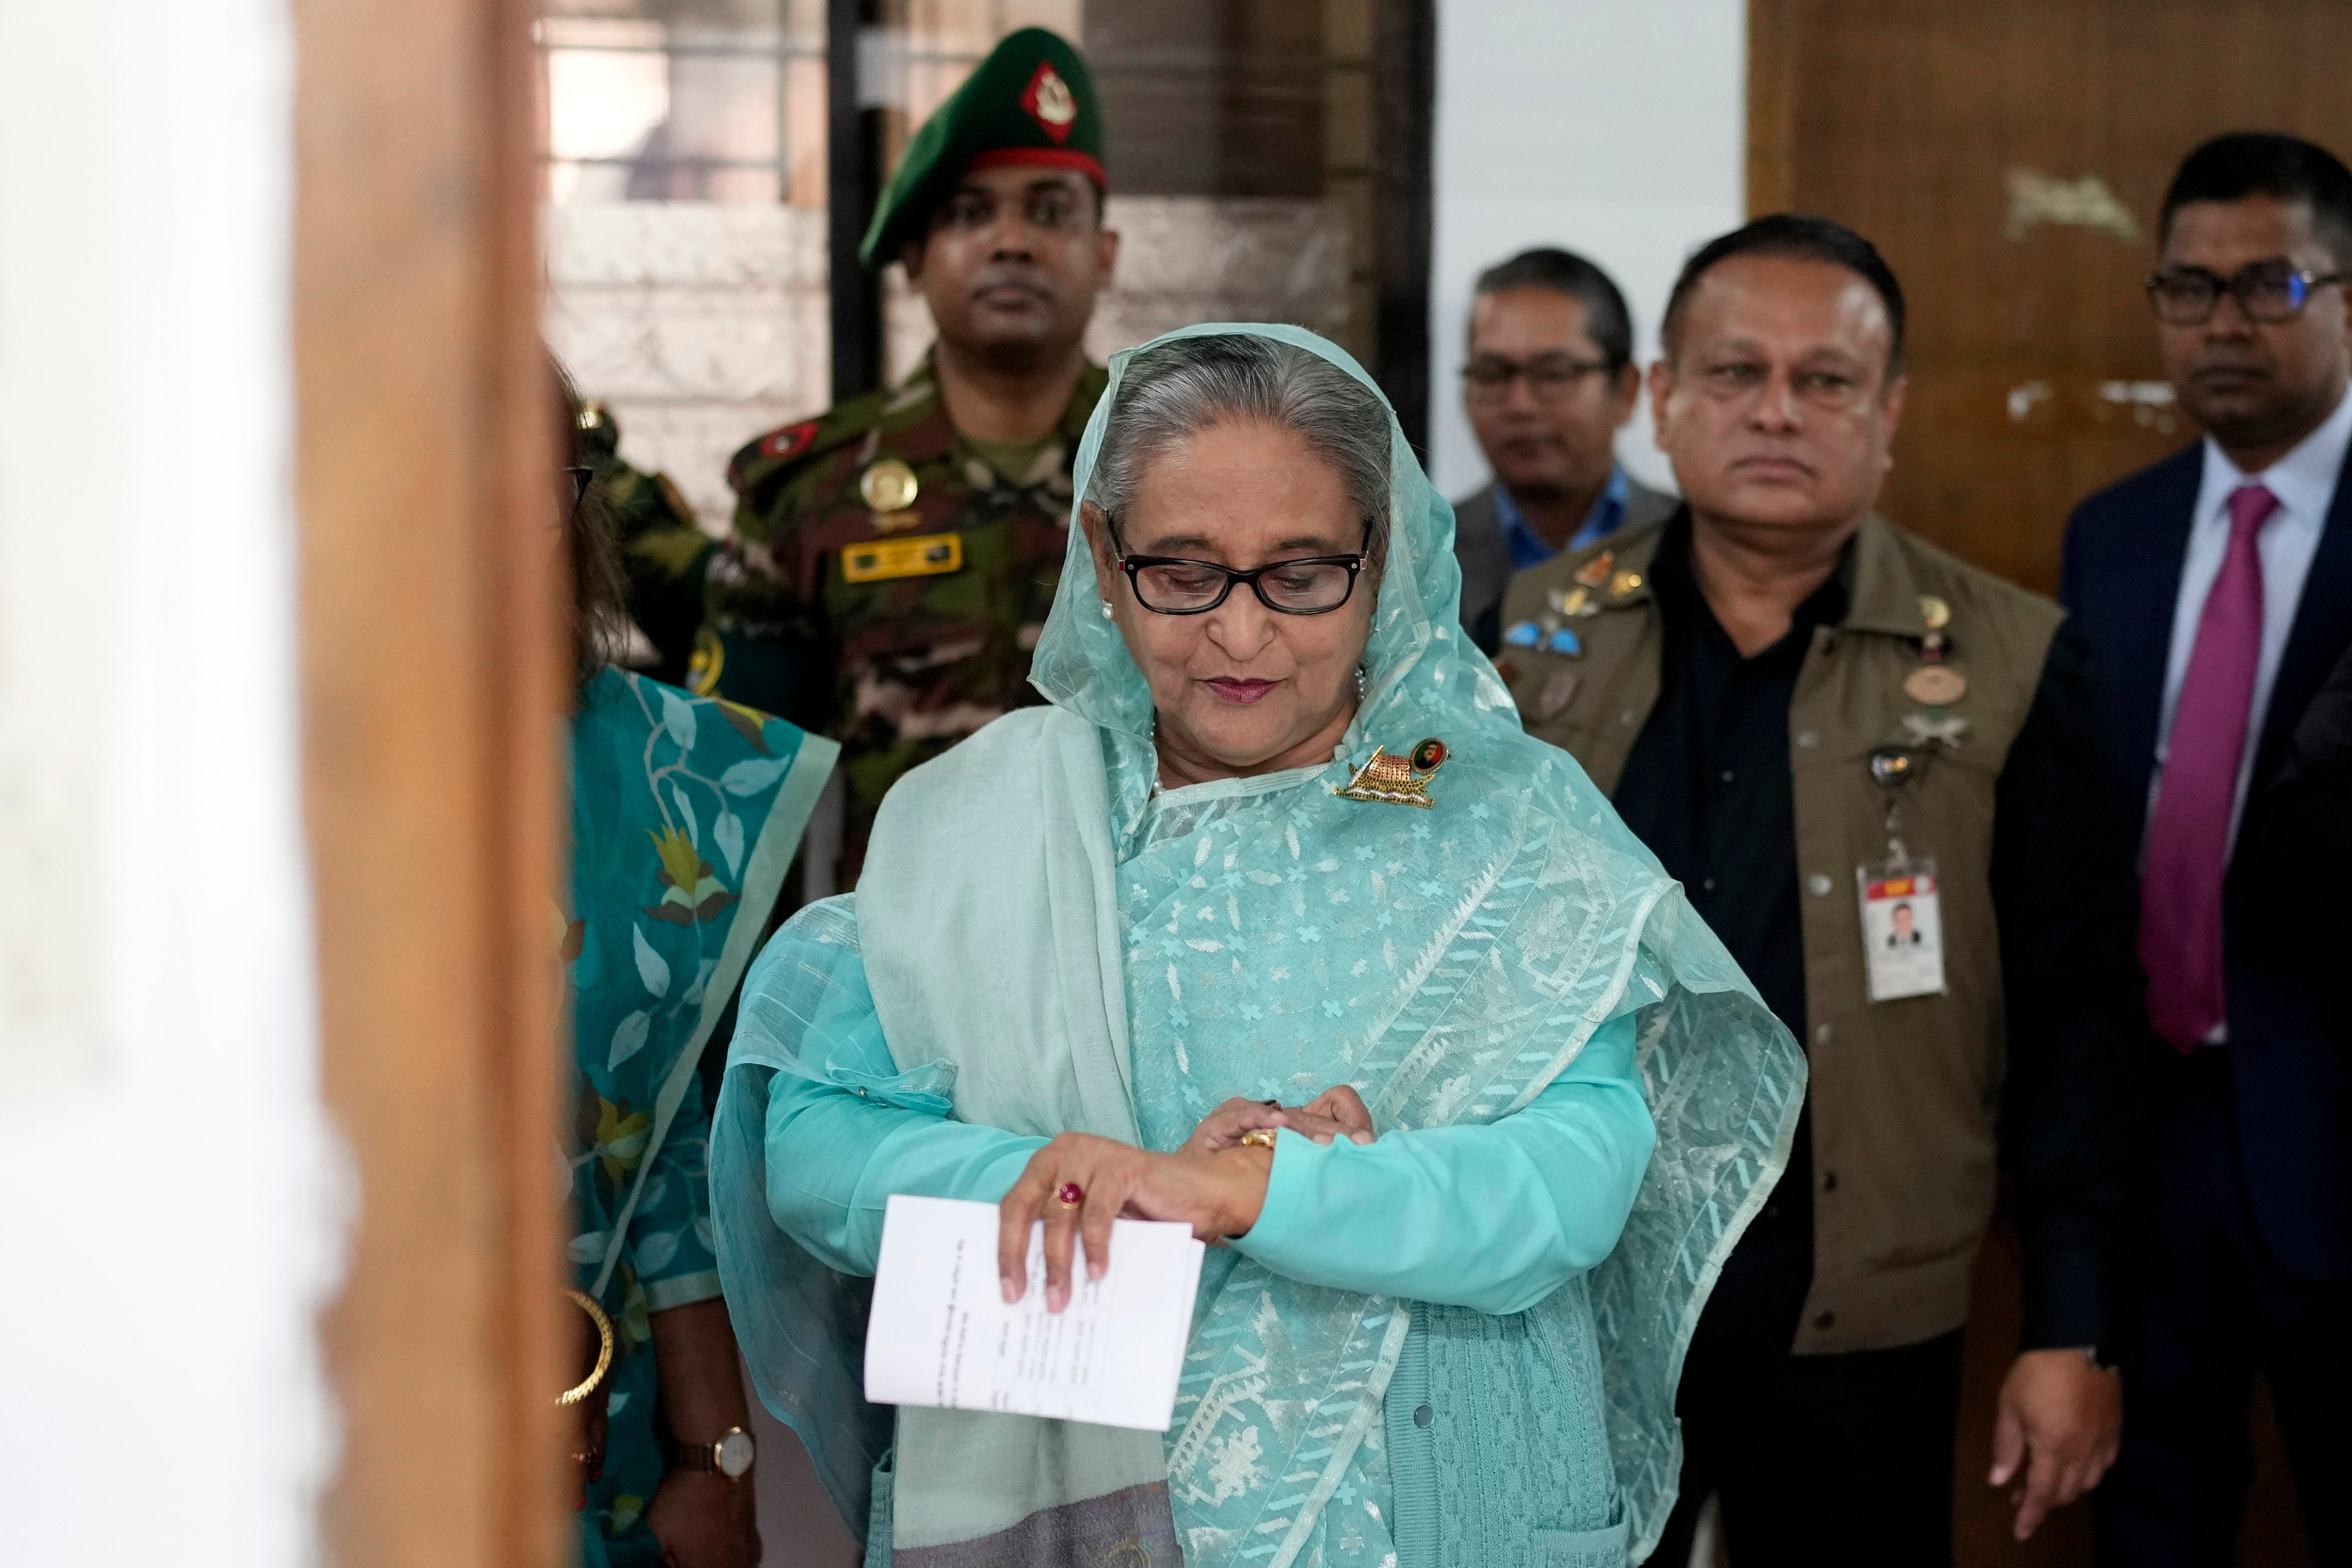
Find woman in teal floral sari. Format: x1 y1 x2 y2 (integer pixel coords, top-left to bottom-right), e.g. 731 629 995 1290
557 364 837 1568
712 327 1802 1567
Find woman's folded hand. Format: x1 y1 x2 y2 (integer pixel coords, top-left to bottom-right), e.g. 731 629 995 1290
1183 1086 1377 1153
998 1134 1273 1311
997 1087 1380 1311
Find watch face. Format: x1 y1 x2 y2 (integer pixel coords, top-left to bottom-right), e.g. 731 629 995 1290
715 1429 755 1479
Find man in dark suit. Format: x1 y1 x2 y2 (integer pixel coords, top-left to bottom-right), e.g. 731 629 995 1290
2061 131 2352 1567
1451 247 1676 652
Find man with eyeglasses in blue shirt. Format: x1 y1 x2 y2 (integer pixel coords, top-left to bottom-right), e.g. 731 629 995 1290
1452 247 1677 653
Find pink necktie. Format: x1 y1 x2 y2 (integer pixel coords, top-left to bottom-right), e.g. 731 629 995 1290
2140 483 2277 1051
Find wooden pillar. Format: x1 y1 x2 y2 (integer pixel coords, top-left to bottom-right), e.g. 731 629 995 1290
293 0 567 1561
829 0 885 402
1371 0 1435 457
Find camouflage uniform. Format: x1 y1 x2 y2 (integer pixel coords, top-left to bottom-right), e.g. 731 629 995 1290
579 400 714 690
698 351 1109 880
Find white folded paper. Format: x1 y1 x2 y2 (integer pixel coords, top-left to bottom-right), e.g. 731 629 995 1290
864 1194 1206 1432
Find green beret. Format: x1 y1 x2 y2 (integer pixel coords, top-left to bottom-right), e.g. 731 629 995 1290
858 27 1105 270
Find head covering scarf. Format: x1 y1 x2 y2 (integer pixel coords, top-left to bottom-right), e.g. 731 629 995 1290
712 325 1803 1566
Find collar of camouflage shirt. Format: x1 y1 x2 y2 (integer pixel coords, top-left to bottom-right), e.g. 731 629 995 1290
867 348 1108 476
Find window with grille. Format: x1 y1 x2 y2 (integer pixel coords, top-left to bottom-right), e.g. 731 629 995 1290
538 0 827 207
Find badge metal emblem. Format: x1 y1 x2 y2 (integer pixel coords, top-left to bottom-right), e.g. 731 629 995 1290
859 457 921 514
1334 738 1449 808
1867 746 1918 790
1904 666 1968 706
1902 712 1971 749
1573 551 1615 589
1918 594 1952 631
1608 570 1644 599
842 532 964 584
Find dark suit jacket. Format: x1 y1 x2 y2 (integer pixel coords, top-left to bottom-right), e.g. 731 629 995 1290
2253 636 2352 907
1452 476 1678 654
2061 444 2352 1281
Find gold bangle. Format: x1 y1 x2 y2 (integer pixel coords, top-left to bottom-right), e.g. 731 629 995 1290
559 1288 615 1407
1240 1127 1277 1150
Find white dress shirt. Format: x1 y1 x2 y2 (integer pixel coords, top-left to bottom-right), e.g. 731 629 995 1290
2151 384 2349 1040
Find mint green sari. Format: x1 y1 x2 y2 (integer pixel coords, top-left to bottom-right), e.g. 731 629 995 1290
713 325 1803 1567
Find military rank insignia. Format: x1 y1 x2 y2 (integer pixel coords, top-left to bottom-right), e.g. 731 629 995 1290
1335 737 1448 808
842 532 963 584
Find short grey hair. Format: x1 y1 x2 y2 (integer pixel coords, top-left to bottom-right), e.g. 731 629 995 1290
1087 334 1392 555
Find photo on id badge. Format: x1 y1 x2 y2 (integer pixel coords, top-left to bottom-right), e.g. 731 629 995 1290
1858 859 1947 1002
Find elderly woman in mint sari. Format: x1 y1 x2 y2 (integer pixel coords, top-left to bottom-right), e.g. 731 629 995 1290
711 326 1803 1568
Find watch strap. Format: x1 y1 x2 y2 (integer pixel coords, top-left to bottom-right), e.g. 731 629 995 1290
668 1439 721 1474
667 1425 754 1478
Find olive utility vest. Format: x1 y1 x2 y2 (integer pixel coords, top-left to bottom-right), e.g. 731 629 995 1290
1498 515 2064 1354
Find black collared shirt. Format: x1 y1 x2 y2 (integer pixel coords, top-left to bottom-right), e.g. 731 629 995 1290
1615 514 2130 1351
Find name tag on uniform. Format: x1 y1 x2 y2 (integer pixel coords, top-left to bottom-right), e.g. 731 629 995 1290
842 532 962 584
1857 862 1947 1002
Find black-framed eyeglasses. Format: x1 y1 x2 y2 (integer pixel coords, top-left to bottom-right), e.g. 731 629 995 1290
2144 261 2350 326
1461 353 1616 405
1111 522 1372 615
566 464 595 516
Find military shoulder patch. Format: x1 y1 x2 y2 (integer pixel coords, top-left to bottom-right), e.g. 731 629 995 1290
760 420 820 462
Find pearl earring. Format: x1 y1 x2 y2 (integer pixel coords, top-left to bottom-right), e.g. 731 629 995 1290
1101 602 1114 620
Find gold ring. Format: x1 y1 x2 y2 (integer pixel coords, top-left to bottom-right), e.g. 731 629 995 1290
559 1288 615 1407
1055 1181 1084 1209
1240 1128 1277 1149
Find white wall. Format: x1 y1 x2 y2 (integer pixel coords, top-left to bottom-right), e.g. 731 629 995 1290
0 3 338 1563
1429 0 1748 499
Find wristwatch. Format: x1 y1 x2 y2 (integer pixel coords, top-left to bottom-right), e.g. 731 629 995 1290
670 1425 756 1480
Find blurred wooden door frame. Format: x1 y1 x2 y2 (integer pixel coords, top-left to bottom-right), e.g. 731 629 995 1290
1745 3 2328 1562
295 0 569 1563
1373 0 1436 456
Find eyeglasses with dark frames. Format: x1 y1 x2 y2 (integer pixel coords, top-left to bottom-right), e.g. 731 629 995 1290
2144 261 2351 326
1461 353 1616 405
1110 521 1373 615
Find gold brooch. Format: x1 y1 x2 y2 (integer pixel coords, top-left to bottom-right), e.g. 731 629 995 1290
1334 737 1448 808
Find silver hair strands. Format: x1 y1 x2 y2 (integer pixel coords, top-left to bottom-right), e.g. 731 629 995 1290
1085 333 1394 557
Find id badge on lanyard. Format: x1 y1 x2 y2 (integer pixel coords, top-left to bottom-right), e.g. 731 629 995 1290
1858 744 1947 1003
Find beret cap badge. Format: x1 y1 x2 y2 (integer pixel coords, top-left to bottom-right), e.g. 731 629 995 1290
1023 62 1078 139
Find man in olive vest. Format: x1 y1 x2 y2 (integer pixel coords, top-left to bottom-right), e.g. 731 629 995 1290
1497 216 2135 1566
695 27 1116 886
